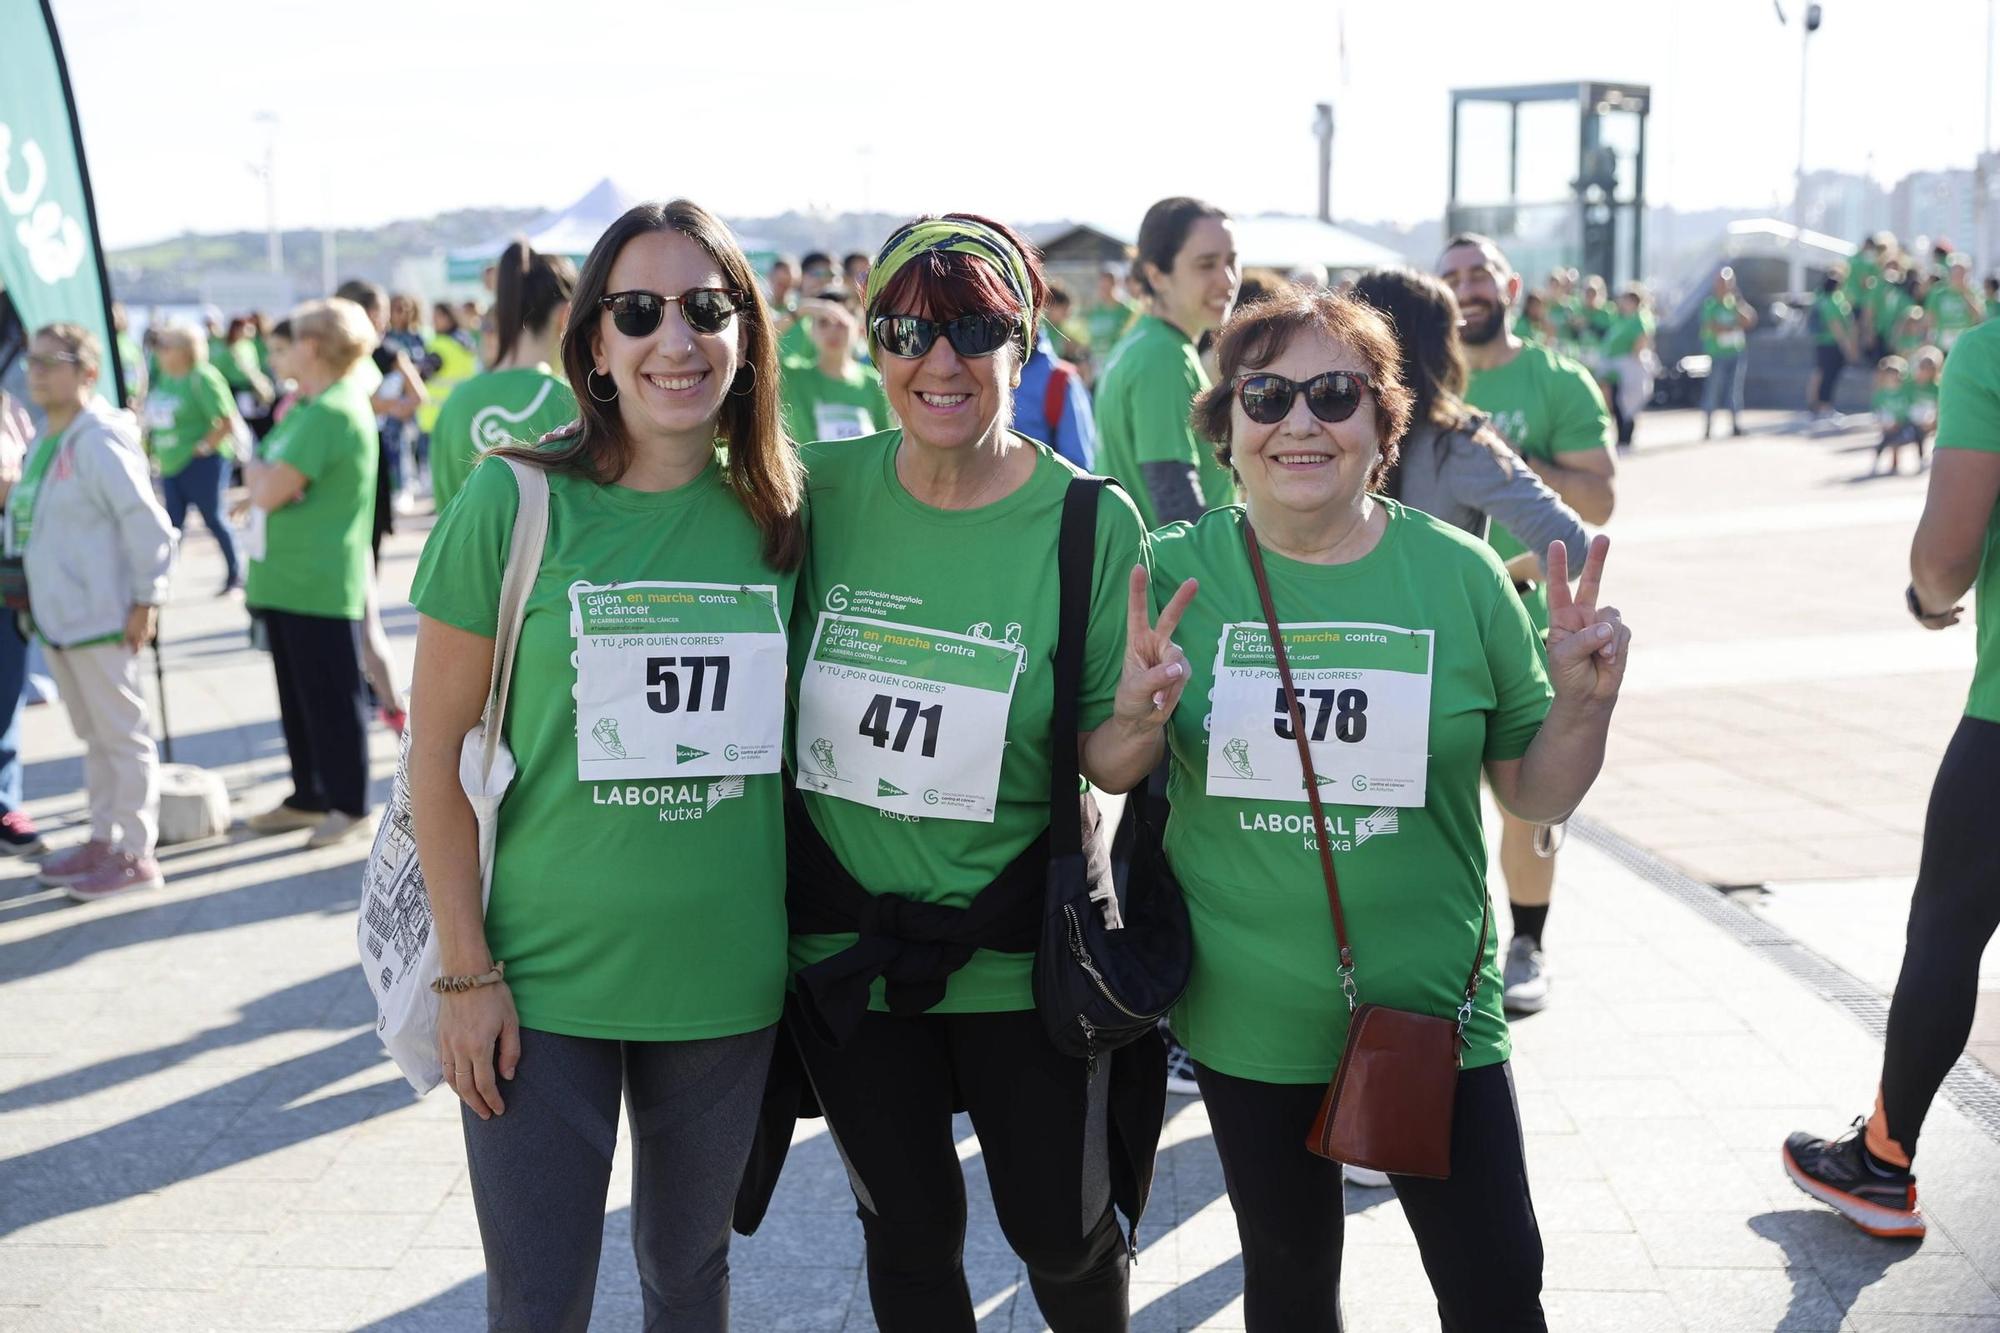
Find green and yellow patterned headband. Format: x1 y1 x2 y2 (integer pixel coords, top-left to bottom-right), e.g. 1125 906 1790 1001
864 216 1037 351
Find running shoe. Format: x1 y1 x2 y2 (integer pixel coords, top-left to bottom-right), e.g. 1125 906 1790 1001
1164 1033 1201 1097
0 810 47 857
38 839 112 887
1502 935 1551 1015
64 851 163 903
245 801 326 834
305 811 372 849
1782 1118 1926 1239
1343 1164 1393 1189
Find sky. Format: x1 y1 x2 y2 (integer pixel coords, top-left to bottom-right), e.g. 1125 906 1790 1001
49 0 2000 251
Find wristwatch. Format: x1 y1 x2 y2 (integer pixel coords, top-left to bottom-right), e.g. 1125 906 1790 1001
1906 583 1952 625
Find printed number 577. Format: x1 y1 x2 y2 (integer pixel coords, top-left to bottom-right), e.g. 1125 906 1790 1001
647 656 731 713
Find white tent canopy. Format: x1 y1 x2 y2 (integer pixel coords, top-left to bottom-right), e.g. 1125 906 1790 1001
1230 214 1407 274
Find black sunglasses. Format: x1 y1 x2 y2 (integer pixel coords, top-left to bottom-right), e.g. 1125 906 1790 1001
600 288 744 338
871 313 1019 360
1234 371 1373 425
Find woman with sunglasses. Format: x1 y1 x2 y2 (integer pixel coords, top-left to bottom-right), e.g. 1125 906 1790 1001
409 200 803 1331
1149 287 1631 1330
1094 196 1241 529
786 214 1190 1332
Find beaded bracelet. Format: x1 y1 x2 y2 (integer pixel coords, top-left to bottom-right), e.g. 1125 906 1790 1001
430 960 506 995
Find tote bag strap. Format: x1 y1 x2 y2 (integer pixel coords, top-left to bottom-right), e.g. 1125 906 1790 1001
476 457 551 785
1047 476 1105 857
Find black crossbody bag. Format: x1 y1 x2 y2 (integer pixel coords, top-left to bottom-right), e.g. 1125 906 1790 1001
1031 477 1192 1070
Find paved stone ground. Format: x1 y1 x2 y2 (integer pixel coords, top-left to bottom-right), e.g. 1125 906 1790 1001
3 409 1998 1331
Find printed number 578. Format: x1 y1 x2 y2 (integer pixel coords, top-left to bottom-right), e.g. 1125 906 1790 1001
1273 687 1368 743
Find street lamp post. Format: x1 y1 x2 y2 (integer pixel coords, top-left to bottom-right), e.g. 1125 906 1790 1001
1788 3 1822 295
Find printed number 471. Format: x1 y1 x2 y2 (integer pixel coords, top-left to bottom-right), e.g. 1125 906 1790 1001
860 694 941 757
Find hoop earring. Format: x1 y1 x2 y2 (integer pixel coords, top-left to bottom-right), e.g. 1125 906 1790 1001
586 369 619 404
728 362 757 398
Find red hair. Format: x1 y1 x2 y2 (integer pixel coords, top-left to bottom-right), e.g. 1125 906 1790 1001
867 213 1047 360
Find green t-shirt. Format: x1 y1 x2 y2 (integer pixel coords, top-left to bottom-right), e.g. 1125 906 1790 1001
1927 286 1982 345
1094 314 1234 528
1932 320 2000 723
143 364 234 477
1910 376 1941 426
1083 298 1141 353
1870 284 1912 341
780 360 892 444
428 366 578 514
215 338 261 394
1464 343 1613 628
1873 382 1912 425
1700 296 1748 358
779 316 817 370
1511 311 1543 346
245 376 376 620
1150 502 1551 1083
411 451 796 1040
788 431 1144 1012
1813 291 1854 347
1597 309 1654 365
1843 255 1880 310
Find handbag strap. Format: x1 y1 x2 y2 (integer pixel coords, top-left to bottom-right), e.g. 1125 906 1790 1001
1047 476 1105 856
477 457 551 785
1240 518 1490 1027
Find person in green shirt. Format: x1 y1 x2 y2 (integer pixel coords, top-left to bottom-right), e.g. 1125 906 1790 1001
777 250 838 369
1438 231 1618 1019
1082 264 1143 368
143 322 243 593
215 315 275 422
1865 261 1911 358
1870 354 1916 475
777 284 892 443
1700 266 1758 438
412 199 806 1329
1907 346 1943 466
1809 271 1861 416
1925 256 1986 353
1155 286 1628 1328
1785 315 2000 1242
787 214 1185 1332
1598 285 1656 449
240 298 380 849
1094 197 1242 528
428 239 579 512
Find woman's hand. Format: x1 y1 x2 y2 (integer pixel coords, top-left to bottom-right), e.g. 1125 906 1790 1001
122 605 157 653
1112 565 1197 728
1543 534 1630 709
437 980 521 1120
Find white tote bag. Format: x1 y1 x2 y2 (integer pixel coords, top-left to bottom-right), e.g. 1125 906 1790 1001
357 457 549 1094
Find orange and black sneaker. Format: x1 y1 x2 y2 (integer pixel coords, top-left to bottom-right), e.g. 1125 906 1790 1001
1783 1118 1926 1239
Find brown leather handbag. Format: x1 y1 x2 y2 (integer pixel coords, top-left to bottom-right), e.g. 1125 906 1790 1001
1242 520 1489 1181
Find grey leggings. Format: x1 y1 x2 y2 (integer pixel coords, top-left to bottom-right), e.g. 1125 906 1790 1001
460 1024 777 1332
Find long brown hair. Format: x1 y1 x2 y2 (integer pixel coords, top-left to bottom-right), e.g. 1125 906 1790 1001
497 200 804 571
1349 268 1471 434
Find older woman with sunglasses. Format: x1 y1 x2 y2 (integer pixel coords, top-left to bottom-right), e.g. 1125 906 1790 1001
410 200 803 1331
1148 288 1631 1331
785 214 1191 1332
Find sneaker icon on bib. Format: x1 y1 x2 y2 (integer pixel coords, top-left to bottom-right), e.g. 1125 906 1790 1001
1223 737 1254 779
591 717 628 760
810 737 838 778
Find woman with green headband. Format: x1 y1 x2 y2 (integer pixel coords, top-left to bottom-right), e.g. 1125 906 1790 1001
783 213 1194 1331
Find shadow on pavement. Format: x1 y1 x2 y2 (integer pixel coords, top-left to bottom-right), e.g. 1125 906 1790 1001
1749 1208 1920 1327
0 1027 410 1241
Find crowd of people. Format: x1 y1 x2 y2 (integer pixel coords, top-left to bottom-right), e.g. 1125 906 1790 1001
0 184 1991 1332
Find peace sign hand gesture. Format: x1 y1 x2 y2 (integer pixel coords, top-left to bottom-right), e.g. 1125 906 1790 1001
1544 535 1630 709
1112 565 1198 730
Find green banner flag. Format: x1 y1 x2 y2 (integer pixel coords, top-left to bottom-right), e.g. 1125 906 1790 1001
0 1 122 401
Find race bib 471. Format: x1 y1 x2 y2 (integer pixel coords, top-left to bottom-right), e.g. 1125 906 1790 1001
1206 621 1434 808
570 581 787 782
795 611 1021 823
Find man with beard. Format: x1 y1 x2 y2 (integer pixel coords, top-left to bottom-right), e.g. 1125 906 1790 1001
1438 232 1617 1017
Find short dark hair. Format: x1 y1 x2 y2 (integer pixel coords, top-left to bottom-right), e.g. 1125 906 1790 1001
1192 288 1414 490
333 278 387 319
800 251 833 272
867 213 1047 364
1438 232 1512 278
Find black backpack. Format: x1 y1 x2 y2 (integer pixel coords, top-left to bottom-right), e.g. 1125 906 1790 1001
1032 477 1192 1070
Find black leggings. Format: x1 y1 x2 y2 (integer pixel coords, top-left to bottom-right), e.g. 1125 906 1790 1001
1881 715 2000 1159
792 1005 1128 1333
1196 1060 1546 1332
